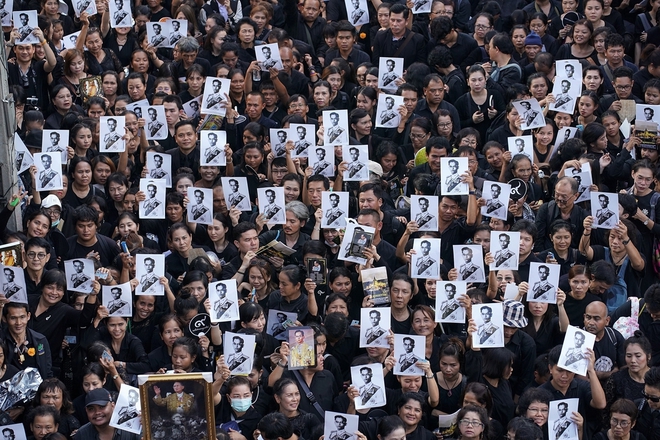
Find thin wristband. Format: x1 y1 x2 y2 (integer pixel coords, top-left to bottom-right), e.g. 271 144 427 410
583 233 591 236
237 270 245 275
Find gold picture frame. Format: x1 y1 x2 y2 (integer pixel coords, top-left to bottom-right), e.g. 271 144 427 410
80 76 102 103
138 372 216 440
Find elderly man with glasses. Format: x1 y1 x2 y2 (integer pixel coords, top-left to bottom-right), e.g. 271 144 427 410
534 176 587 251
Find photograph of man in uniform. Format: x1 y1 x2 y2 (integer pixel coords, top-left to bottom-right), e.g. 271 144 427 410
150 23 166 47
205 79 226 110
459 247 484 282
494 234 517 268
595 194 616 228
294 126 312 156
103 118 122 151
440 284 461 320
381 59 399 88
2 268 24 300
70 259 92 291
313 148 333 176
358 366 385 406
203 133 224 164
531 265 555 301
147 107 164 138
520 101 540 127
326 112 347 144
349 0 365 24
325 193 345 227
445 159 462 193
414 197 436 230
213 282 234 320
272 130 288 157
0 0 11 24
262 189 284 223
46 131 65 156
553 80 573 111
143 183 163 217
485 183 506 218
152 382 195 415
563 330 588 372
169 20 183 46
226 336 250 373
379 96 399 127
107 287 129 315
477 305 501 346
347 147 367 179
364 310 386 345
415 240 437 277
38 154 61 190
139 257 160 294
644 107 655 122
289 329 314 368
271 312 287 340
115 389 140 429
112 0 129 26
16 13 33 42
398 337 421 372
190 190 210 222
328 415 353 440
553 403 573 440
227 179 247 209
149 154 168 179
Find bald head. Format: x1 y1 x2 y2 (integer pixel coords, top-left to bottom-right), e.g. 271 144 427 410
585 301 607 317
557 176 578 194
584 301 609 336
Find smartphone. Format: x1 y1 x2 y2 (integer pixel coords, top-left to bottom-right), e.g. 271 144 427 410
120 241 129 254
102 351 113 362
548 252 555 260
95 270 108 280
64 335 77 344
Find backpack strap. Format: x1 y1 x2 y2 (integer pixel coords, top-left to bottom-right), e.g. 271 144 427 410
649 192 660 222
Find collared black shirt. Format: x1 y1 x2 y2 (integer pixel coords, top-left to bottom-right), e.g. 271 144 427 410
166 145 201 180
371 29 426 69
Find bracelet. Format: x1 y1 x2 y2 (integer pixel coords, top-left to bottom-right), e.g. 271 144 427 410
237 270 245 275
40 40 47 45
426 374 434 379
583 233 591 236
623 239 631 245
112 374 119 380
277 361 287 368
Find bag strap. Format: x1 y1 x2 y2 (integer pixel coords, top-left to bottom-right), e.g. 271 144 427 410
292 370 325 419
631 297 640 320
393 31 414 58
649 192 660 222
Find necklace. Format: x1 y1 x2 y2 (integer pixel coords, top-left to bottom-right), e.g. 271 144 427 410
442 373 461 396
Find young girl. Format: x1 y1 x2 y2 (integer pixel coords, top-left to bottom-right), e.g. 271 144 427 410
533 118 555 166
577 92 599 126
70 123 94 159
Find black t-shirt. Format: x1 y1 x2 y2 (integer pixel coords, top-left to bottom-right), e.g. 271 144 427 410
66 234 120 267
592 327 626 373
561 289 602 327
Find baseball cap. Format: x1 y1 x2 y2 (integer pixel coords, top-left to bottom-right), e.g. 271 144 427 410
41 195 62 209
86 388 112 407
368 160 383 177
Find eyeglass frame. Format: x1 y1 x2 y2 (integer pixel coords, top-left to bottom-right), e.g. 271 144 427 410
459 419 484 428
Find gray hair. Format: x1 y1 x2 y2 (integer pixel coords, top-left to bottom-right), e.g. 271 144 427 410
285 200 309 221
176 36 199 53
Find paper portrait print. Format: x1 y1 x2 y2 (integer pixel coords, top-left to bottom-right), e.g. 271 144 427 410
167 19 186 47
527 262 560 304
267 309 298 341
147 22 169 48
351 364 386 409
567 163 592 204
103 282 133 317
410 238 441 280
556 126 578 146
359 307 391 348
110 385 141 434
339 218 375 266
223 332 255 376
42 129 69 163
34 153 63 192
490 231 521 271
290 124 315 158
504 283 519 300
135 254 165 296
256 42 283 71
453 244 486 283
0 423 28 440
109 0 132 28
62 31 81 50
435 281 466 323
440 157 469 195
221 176 252 211
557 60 582 82
139 179 166 219
591 192 619 229
307 258 327 285
378 57 403 93
270 128 289 158
549 77 580 114
200 130 227 166
14 133 33 175
481 182 511 221
471 303 505 348
411 0 431 13
13 10 37 44
513 99 546 130
325 412 359 440
507 135 534 162
183 95 203 119
375 94 404 129
394 334 425 376
209 279 240 323
144 105 167 140
636 104 660 125
323 109 349 146
410 195 439 231
309 145 335 178
343 145 369 181
257 187 286 225
99 116 125 153
146 151 172 187
321 191 349 228
73 0 97 17
0 0 13 27
0 266 27 304
288 327 316 370
125 99 148 115
548 398 579 440
345 0 369 25
202 77 231 116
64 258 95 294
187 187 213 225
557 325 596 376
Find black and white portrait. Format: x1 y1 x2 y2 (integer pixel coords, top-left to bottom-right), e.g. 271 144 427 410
436 281 466 323
359 307 391 348
324 412 359 440
350 364 386 409
481 182 510 220
549 79 579 114
147 22 168 48
13 11 37 44
636 104 660 125
125 99 148 115
309 146 335 178
394 334 425 376
507 135 534 162
339 218 375 266
168 20 186 47
209 279 239 322
64 258 95 293
0 424 27 440
291 124 315 158
146 151 172 187
513 99 546 130
548 399 579 440
453 244 486 283
343 145 369 181
34 153 63 192
345 0 369 25
73 0 96 17
378 57 403 92
257 187 286 225
135 254 165 296
187 187 214 225
569 164 592 203
103 282 133 317
0 0 13 27
42 129 69 163
323 109 349 146
200 130 227 166
440 157 469 195
411 0 431 13
202 77 231 116
109 385 141 434
410 195 438 231
375 94 404 128
490 231 520 270
145 105 167 140
527 262 560 304
108 0 131 28
472 303 505 348
410 238 441 279
62 31 80 50
223 332 255 375
270 128 289 158
14 133 33 174
321 191 349 228
267 309 297 341
139 178 166 219
1 266 27 304
99 116 125 153
256 43 283 70
557 325 596 376
221 177 252 212
590 192 619 229
183 95 203 119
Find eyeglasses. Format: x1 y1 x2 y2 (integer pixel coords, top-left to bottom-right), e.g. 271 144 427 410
44 208 61 216
410 132 429 140
610 419 631 428
27 252 48 260
459 420 484 428
615 84 632 91
475 24 491 30
554 193 575 204
437 122 452 129
643 391 660 402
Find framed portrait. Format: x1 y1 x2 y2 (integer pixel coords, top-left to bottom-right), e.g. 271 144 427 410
0 242 23 267
288 326 316 370
138 372 216 440
80 76 102 104
307 258 326 285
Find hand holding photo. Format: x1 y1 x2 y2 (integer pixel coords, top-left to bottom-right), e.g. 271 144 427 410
350 364 386 409
202 77 231 116
481 182 511 221
548 398 579 440
513 99 546 130
110 385 141 434
507 135 534 162
135 254 165 296
188 187 213 225
109 0 132 27
99 116 125 153
453 245 486 283
223 332 255 375
375 94 404 128
378 58 403 92
200 130 227 166
557 325 596 376
290 124 315 158
42 129 69 163
64 258 95 293
267 309 298 341
0 266 27 304
435 281 466 323
394 334 425 376
288 327 316 370
139 179 166 219
490 231 520 270
440 157 469 195
256 43 284 70
258 187 286 225
307 258 327 285
209 279 239 322
410 238 441 279
34 153 63 191
324 412 359 440
359 307 391 348
103 282 133 317
410 195 439 231
471 303 505 348
527 262 560 303
13 10 38 44
309 146 335 178
590 192 619 229
270 128 290 158
144 106 168 140
345 0 369 25
338 218 375 266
